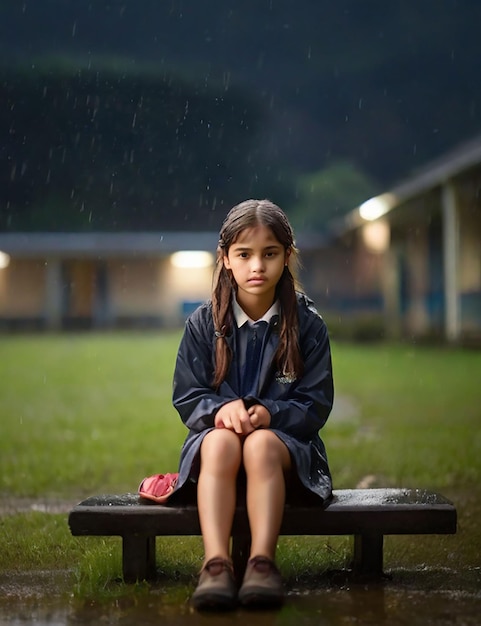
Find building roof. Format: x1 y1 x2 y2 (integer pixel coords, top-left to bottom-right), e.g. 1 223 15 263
0 231 220 258
332 134 481 234
0 230 327 258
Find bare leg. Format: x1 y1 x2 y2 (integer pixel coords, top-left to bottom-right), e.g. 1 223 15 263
197 429 242 562
242 430 291 559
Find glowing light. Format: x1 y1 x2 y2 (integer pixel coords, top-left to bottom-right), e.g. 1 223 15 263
170 250 214 269
0 251 10 269
362 220 390 253
359 193 396 221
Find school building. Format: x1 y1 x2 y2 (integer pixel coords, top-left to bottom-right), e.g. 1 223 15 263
0 230 329 331
0 136 480 343
0 232 218 330
329 134 481 344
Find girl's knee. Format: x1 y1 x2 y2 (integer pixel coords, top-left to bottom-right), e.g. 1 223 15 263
200 429 242 472
243 428 280 453
243 429 290 471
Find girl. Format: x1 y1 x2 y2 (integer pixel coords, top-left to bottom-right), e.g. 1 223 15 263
171 199 334 610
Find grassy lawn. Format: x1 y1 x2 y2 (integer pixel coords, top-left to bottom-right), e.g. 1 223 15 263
1 332 480 598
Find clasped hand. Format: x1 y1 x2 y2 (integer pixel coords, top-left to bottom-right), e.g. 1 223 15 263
214 398 271 434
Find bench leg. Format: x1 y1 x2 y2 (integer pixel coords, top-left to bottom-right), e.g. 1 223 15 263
232 534 250 584
352 533 384 578
122 535 156 583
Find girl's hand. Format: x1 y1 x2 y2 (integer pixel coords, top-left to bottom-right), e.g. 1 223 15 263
247 404 271 429
214 399 255 434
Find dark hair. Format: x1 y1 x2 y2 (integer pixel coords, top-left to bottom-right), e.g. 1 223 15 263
211 198 304 388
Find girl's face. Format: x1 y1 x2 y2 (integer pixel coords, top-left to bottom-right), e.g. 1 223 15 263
223 224 289 314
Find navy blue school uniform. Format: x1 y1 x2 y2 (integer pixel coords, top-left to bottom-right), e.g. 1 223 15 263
171 292 334 503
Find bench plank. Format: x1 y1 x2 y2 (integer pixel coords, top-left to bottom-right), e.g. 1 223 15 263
68 488 456 582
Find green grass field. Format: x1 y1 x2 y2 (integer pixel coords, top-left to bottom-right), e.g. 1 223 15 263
1 332 480 598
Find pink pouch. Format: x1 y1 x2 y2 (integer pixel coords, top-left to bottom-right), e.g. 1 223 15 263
138 472 179 504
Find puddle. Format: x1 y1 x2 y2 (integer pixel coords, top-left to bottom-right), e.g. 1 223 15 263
0 498 76 516
1 485 479 624
329 395 360 423
1 568 480 625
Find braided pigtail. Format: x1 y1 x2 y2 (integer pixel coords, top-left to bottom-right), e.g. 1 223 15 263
211 248 234 389
275 266 304 379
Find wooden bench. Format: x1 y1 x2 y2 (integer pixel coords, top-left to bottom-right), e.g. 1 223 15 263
68 488 456 583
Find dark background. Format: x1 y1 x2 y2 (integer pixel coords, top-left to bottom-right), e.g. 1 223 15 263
1 0 480 232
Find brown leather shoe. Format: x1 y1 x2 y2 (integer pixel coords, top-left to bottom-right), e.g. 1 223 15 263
238 555 284 608
191 557 237 611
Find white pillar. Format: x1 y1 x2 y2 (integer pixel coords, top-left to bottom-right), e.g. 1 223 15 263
382 246 402 339
44 257 63 330
405 225 430 336
442 182 460 342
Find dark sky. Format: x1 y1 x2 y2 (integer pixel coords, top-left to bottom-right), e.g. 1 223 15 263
1 1 481 230
3 0 480 169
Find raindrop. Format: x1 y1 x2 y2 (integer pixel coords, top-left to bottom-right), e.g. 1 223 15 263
72 21 77 37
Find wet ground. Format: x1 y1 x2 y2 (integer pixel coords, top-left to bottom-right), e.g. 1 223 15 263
1 564 480 626
1 393 479 624
1 485 480 624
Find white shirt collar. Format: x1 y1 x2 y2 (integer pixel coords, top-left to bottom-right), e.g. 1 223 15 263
232 297 280 328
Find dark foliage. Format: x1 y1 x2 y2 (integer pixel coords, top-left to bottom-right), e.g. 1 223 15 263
1 0 480 231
